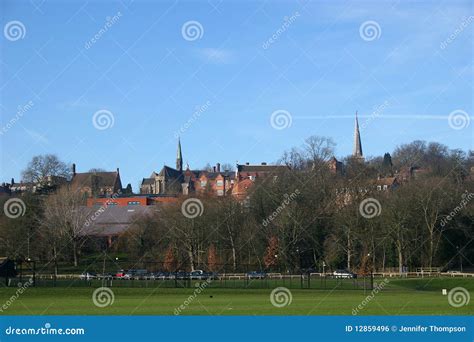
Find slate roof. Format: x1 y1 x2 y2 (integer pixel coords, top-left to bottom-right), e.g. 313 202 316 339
70 171 119 189
78 206 158 236
236 164 287 172
200 171 235 180
158 166 183 179
141 178 155 185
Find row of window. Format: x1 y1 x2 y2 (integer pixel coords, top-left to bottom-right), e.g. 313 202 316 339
201 180 225 187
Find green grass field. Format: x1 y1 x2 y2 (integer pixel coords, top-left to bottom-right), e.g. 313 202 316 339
0 278 472 315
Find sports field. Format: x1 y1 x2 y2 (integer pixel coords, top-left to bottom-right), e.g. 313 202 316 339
0 278 472 315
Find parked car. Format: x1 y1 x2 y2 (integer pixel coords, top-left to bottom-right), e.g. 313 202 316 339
190 270 204 279
98 273 114 279
150 271 173 280
247 271 267 279
79 272 97 280
115 270 126 278
333 270 357 279
174 271 190 280
206 272 219 280
123 269 149 279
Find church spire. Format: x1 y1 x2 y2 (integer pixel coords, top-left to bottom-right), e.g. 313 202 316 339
353 111 363 159
176 137 183 171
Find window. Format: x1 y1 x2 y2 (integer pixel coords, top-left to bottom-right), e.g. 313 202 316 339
377 185 382 191
217 189 224 196
128 201 140 205
107 202 118 206
201 180 207 187
383 185 388 190
216 180 223 186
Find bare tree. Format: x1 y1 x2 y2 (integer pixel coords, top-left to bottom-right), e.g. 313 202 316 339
22 154 71 184
41 189 88 268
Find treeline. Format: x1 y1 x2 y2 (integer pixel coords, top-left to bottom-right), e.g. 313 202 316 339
0 137 473 274
120 138 474 273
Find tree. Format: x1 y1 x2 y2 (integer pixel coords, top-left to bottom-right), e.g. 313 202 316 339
22 154 71 184
220 163 234 172
413 178 453 268
88 168 107 173
40 188 88 268
163 244 176 272
264 236 279 270
207 244 218 272
381 153 393 175
392 140 427 169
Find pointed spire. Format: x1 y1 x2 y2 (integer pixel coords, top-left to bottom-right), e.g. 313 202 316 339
176 137 183 171
353 111 363 159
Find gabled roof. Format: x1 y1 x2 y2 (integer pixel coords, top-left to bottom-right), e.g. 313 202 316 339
70 171 119 190
141 178 155 185
158 165 183 179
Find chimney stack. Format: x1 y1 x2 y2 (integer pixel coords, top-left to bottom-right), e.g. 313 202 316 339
11 178 14 186
216 163 221 172
72 164 76 176
246 162 249 165
261 162 267 165
213 166 216 172
117 168 120 173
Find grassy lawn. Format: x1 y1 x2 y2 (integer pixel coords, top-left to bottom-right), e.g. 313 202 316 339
0 278 471 315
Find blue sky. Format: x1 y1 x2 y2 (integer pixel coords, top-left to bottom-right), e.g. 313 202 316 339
1 0 473 189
